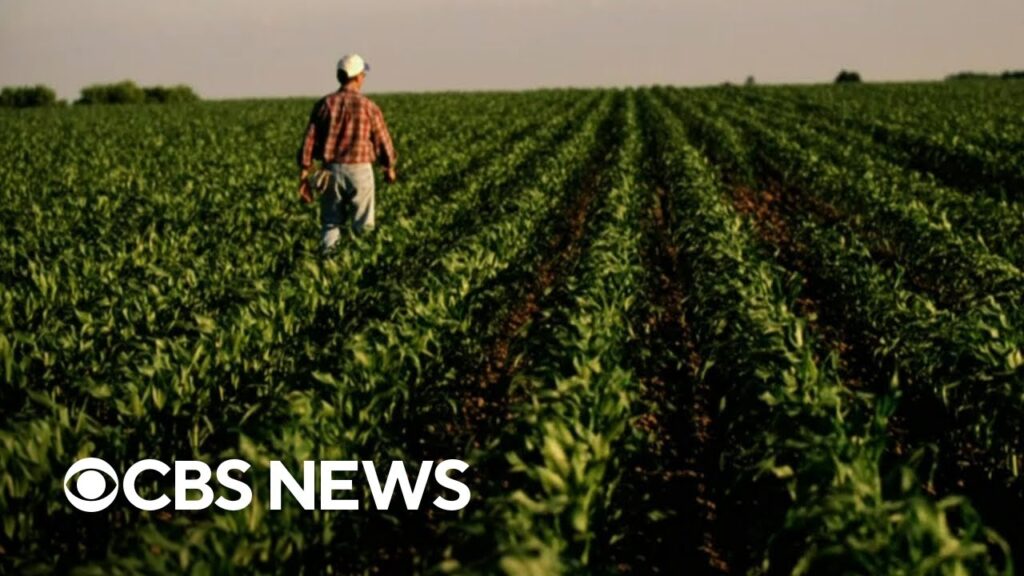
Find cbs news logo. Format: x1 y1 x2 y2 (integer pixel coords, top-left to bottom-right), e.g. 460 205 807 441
64 458 471 512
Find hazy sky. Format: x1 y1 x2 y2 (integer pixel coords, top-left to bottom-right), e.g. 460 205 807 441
1 0 1022 99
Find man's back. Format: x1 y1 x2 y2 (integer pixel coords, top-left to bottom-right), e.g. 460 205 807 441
298 87 396 170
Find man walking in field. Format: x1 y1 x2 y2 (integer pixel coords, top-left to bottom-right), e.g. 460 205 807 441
298 53 397 253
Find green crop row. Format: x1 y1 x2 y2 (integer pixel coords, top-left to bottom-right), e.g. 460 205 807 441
760 81 1024 154
661 88 1024 313
709 87 1024 269
662 87 1024 496
758 87 1024 201
642 90 1010 574
0 91 608 572
472 92 648 574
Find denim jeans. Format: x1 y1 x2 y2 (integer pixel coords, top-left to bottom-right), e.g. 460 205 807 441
321 163 375 251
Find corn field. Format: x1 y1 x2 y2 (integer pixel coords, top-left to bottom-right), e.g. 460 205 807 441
2 81 1024 574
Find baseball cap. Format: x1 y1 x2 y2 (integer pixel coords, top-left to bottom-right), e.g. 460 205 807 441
337 54 370 77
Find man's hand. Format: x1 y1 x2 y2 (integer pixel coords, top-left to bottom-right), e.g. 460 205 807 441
385 167 397 184
298 168 314 204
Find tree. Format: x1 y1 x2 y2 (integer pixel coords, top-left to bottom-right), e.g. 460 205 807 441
77 81 146 105
946 71 993 81
77 81 200 105
947 70 1024 81
0 85 58 108
745 76 756 87
834 70 862 84
143 85 200 104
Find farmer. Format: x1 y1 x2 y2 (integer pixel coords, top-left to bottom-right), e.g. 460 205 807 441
297 53 397 253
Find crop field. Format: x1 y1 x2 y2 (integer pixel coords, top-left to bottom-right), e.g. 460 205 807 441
2 81 1024 574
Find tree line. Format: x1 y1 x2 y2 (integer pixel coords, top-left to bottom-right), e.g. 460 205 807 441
5 69 1022 108
946 70 1024 81
0 81 199 108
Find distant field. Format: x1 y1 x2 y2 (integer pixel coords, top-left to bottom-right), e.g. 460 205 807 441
2 81 1024 574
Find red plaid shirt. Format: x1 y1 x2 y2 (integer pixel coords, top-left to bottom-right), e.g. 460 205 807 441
298 86 396 169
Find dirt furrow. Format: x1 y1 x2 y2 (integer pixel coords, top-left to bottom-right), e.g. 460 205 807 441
728 183 872 385
456 172 600 441
603 177 729 574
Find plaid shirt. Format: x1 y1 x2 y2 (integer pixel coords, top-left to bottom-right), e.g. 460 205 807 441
298 86 396 169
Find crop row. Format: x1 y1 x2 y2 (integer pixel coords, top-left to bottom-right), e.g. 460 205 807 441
719 87 1024 267
641 90 1009 573
0 92 608 571
446 92 650 574
778 88 1024 201
765 82 1024 155
660 87 1024 497
660 88 1024 311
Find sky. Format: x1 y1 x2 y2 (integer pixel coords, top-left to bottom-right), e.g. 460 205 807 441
1 0 1022 99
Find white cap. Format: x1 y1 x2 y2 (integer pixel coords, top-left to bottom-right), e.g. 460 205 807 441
337 54 370 77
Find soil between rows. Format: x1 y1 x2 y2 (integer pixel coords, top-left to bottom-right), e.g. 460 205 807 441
596 94 731 574
601 181 729 575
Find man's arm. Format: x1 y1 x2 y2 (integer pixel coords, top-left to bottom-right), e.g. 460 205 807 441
298 98 328 172
297 98 327 203
370 104 397 182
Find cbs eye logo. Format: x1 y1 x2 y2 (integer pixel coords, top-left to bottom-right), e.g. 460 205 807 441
64 457 120 512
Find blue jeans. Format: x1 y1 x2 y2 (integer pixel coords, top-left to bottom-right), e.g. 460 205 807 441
321 163 375 250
